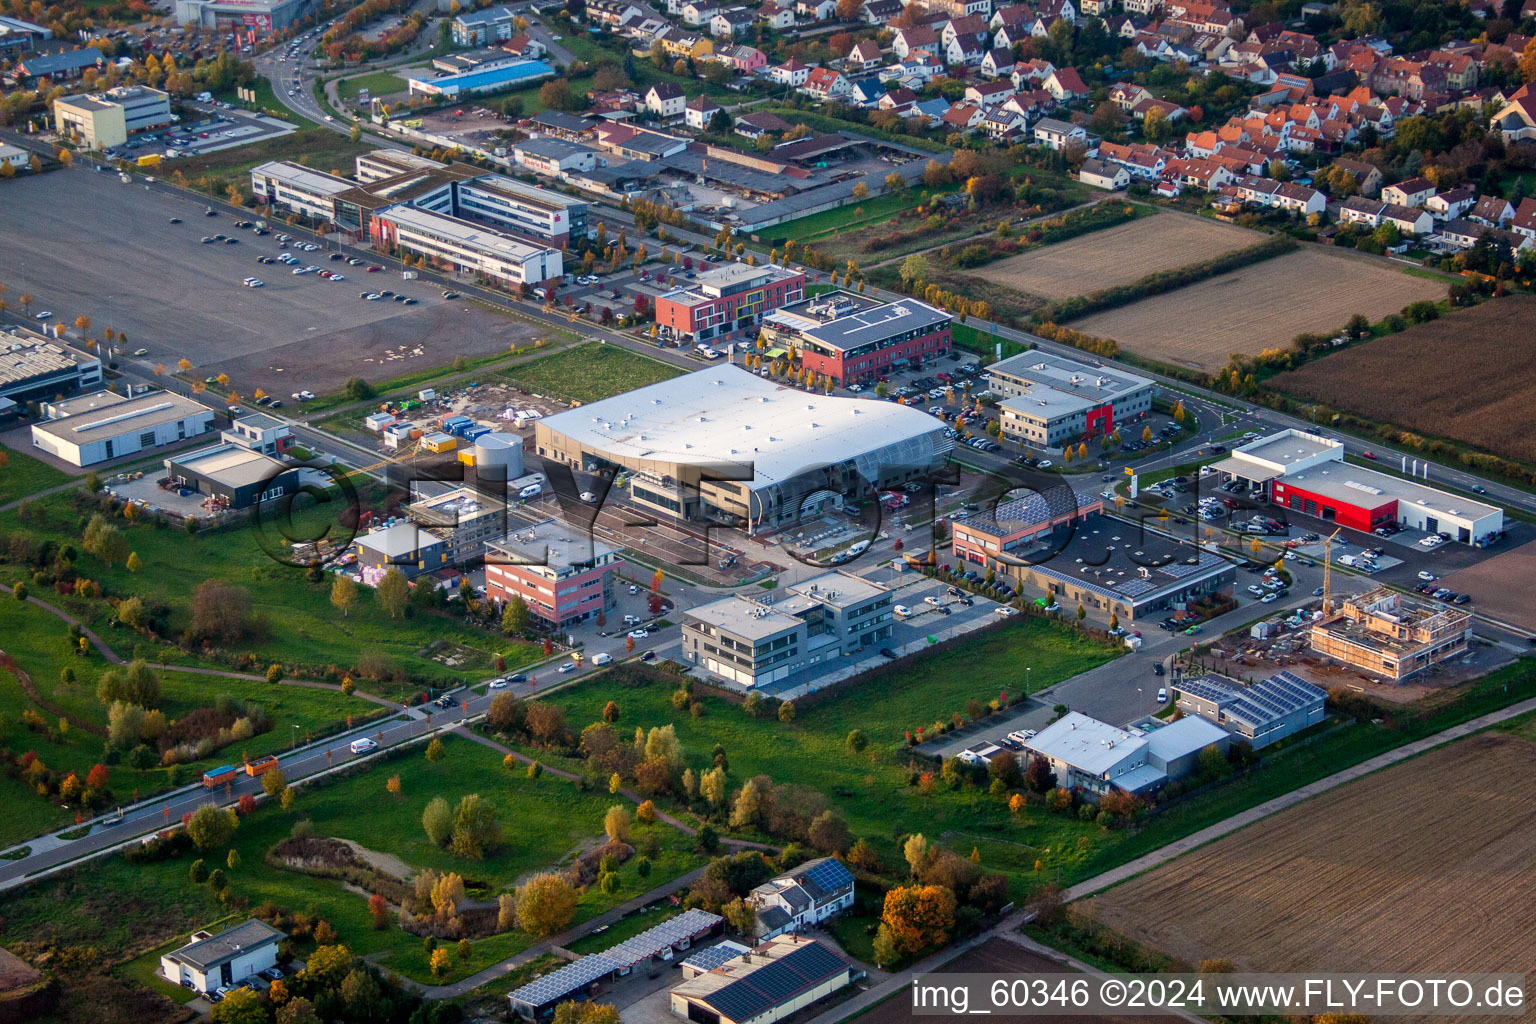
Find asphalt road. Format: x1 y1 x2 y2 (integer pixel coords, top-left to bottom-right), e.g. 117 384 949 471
0 687 494 890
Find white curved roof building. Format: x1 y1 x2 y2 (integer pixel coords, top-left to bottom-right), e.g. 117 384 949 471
534 364 951 531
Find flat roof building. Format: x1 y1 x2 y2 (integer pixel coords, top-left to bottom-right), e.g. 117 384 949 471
759 290 951 386
54 85 170 150
407 59 553 100
1022 710 1228 798
534 365 952 531
484 518 624 627
655 263 807 346
164 443 300 510
1173 671 1326 748
989 352 1156 449
370 205 563 286
1212 429 1503 544
405 485 509 565
681 571 894 687
159 919 284 996
451 4 517 46
253 154 583 247
0 331 103 404
952 484 1104 569
1310 586 1472 680
355 521 450 581
31 389 215 467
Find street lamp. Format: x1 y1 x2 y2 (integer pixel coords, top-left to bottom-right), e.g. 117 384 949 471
1025 666 1031 695
290 724 298 751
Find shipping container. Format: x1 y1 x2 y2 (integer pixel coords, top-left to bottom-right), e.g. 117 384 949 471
202 765 238 788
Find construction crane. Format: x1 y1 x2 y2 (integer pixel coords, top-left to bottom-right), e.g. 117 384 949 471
1320 527 1342 614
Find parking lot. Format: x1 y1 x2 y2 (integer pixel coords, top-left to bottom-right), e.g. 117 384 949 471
101 104 295 164
0 170 548 398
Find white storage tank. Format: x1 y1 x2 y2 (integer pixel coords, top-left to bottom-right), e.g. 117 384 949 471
474 432 524 479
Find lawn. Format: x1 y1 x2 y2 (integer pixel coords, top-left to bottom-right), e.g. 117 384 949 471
169 125 373 202
0 488 542 691
0 597 392 849
337 70 409 102
497 342 684 405
512 619 1120 881
0 442 75 507
951 323 1031 362
773 186 948 245
5 734 704 985
564 904 679 955
215 75 309 127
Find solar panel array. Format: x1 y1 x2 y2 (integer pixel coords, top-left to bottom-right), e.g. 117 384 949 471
1175 672 1324 731
798 858 854 898
682 942 750 975
703 942 850 1022
508 953 623 1009
509 909 724 1008
604 908 723 967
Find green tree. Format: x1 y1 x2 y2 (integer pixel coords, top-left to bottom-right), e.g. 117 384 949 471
187 804 237 850
516 873 579 937
501 594 530 634
377 568 409 618
277 997 321 1024
899 253 929 286
449 793 502 859
846 729 867 753
426 737 446 762
423 795 453 846
211 987 266 1024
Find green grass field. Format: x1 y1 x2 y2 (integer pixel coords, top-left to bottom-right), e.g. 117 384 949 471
498 342 684 405
0 443 75 507
337 71 409 102
0 492 541 691
512 620 1119 885
8 734 703 985
0 597 391 848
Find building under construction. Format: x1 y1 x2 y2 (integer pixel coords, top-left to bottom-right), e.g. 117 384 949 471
1309 587 1472 681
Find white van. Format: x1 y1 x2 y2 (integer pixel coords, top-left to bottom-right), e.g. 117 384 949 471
349 738 378 754
591 653 613 666
1156 687 1168 704
518 483 542 499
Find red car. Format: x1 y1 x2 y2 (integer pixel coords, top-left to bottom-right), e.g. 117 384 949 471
366 265 383 272
1362 450 1376 459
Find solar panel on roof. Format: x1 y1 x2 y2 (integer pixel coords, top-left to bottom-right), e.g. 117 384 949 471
702 942 849 1021
508 953 621 1008
800 858 853 894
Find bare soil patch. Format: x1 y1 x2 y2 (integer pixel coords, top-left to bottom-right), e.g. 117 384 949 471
1268 294 1536 465
1070 249 1446 370
989 216 1262 300
1082 731 1536 1023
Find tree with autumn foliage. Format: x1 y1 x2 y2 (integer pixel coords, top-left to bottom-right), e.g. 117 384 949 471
879 884 956 957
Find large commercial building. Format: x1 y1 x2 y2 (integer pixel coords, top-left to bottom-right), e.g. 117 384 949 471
484 519 624 628
759 291 951 386
253 155 579 275
1210 429 1504 544
1172 671 1327 749
655 264 807 346
1310 586 1472 680
681 571 894 687
989 352 1156 448
31 390 215 467
53 86 171 150
406 59 553 100
0 332 103 406
534 365 952 531
958 506 1233 622
370 205 563 286
173 0 315 32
